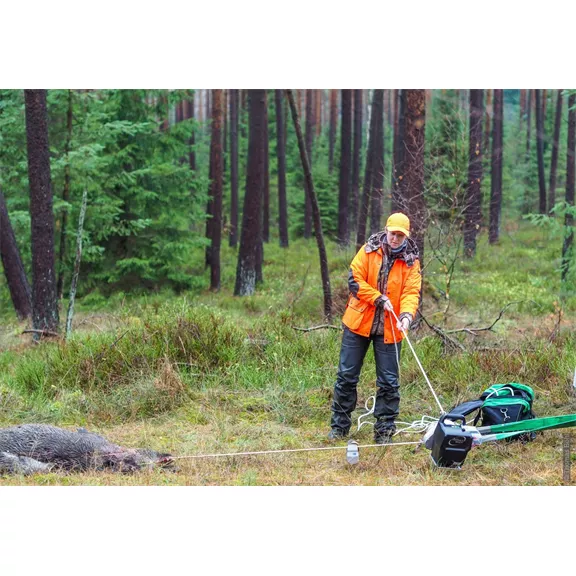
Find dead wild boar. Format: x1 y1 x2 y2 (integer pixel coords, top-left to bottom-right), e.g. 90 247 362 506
0 424 174 475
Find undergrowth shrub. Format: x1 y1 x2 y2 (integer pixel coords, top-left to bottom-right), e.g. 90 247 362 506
11 305 246 397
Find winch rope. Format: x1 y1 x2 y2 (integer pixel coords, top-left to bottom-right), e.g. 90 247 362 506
167 440 423 461
388 308 445 414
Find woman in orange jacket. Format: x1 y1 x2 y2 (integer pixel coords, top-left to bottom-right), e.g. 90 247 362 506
329 212 422 444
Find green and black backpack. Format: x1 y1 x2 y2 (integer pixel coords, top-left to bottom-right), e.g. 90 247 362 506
449 382 536 440
479 383 535 427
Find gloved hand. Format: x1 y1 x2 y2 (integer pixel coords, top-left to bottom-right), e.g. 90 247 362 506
397 317 410 333
379 296 394 312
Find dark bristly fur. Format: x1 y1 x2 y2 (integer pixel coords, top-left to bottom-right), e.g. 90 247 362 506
0 424 173 475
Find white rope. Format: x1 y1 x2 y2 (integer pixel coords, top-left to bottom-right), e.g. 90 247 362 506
168 441 423 461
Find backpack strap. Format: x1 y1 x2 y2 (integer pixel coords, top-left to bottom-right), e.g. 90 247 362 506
447 399 484 420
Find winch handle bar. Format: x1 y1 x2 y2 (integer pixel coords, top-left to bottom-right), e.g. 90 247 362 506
442 413 466 426
477 413 576 436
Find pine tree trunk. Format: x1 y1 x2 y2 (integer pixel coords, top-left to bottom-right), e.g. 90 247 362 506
229 89 239 247
337 89 352 246
328 89 338 174
205 142 214 267
160 91 169 131
234 90 266 296
57 89 73 299
548 89 563 213
369 90 385 235
222 89 228 177
403 90 426 259
315 89 322 138
262 97 270 242
562 93 575 285
0 187 32 320
464 89 484 259
275 90 289 248
24 89 60 335
526 89 533 159
535 89 547 214
350 89 363 236
286 89 332 322
356 92 378 250
383 90 389 126
489 89 504 244
262 92 270 244
209 90 224 291
391 89 406 212
484 89 492 155
520 89 526 130
189 91 196 172
65 188 88 338
303 89 314 238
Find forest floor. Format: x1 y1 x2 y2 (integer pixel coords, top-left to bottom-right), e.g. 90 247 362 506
1 222 575 486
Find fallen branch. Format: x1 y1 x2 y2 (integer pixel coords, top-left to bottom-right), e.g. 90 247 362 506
443 300 537 335
22 329 60 338
419 316 466 351
420 300 538 352
292 324 341 332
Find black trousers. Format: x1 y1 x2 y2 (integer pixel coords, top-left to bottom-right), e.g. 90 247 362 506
330 327 401 434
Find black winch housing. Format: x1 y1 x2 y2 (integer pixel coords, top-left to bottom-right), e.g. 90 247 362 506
431 414 474 468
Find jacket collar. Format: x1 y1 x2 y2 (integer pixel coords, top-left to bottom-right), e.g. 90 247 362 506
364 231 419 267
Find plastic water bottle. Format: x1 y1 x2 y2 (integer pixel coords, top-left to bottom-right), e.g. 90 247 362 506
346 440 359 465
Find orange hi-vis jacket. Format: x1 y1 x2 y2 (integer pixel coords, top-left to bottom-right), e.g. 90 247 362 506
341 238 422 344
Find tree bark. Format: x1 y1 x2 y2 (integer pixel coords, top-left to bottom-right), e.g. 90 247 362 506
234 90 266 296
222 90 228 177
303 89 314 238
484 89 492 155
562 93 575 285
464 89 484 258
548 89 563 214
350 89 363 237
286 89 332 322
275 90 289 248
489 89 504 244
65 188 88 338
189 91 196 172
229 89 239 247
198 90 203 124
403 90 427 259
337 89 352 246
356 92 378 250
160 92 169 131
24 89 60 335
535 89 547 214
519 89 526 131
315 89 322 138
328 89 338 174
391 89 406 213
175 100 183 123
0 187 32 320
57 89 73 299
262 92 270 244
356 91 377 251
209 90 224 291
526 89 533 159
369 90 385 235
